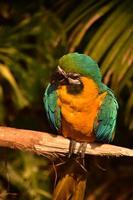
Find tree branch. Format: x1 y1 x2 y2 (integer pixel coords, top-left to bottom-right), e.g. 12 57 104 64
0 126 133 157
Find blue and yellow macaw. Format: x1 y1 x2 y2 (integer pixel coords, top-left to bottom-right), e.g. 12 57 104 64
43 53 118 200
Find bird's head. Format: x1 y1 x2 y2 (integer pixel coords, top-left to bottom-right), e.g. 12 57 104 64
51 53 102 93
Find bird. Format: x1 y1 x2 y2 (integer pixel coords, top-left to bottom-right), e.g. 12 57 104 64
43 52 118 200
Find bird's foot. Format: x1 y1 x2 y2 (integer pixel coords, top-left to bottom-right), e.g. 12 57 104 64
77 142 87 159
68 140 87 158
68 140 76 158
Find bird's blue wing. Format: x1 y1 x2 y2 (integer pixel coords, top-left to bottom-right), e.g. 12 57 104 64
43 83 61 131
94 89 118 142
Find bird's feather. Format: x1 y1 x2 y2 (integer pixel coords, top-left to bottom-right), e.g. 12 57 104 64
94 89 118 142
43 83 61 131
53 158 87 200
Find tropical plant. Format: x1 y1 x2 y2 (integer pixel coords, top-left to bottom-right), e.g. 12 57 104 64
0 1 65 126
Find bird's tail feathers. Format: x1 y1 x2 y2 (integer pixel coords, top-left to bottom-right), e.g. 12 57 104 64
53 158 87 200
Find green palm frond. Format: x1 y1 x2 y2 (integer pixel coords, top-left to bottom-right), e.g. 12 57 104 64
0 7 65 119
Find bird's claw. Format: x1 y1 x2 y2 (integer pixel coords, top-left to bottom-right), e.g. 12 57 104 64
68 140 87 159
68 140 76 158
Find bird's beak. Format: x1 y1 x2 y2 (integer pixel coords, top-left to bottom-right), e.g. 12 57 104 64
57 66 81 85
57 66 67 79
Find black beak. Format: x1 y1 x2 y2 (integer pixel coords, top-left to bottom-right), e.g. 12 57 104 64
52 66 81 85
51 66 67 84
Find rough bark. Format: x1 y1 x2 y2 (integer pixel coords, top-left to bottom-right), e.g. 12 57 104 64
0 126 133 157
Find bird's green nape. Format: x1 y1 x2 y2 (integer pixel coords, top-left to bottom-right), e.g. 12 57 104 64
59 52 102 84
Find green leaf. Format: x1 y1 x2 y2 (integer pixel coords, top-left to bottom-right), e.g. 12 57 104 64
0 64 28 109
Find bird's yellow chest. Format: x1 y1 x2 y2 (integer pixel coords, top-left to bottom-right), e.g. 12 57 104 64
57 77 106 142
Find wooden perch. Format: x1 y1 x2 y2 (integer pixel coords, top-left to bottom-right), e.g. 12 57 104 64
0 126 133 157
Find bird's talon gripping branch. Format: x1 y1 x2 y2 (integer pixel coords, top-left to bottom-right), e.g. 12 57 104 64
68 139 76 158
77 142 88 158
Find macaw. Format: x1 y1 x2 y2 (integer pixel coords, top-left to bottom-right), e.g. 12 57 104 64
43 53 118 200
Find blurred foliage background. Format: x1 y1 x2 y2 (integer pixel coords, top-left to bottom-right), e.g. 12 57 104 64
0 0 132 199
